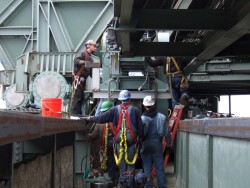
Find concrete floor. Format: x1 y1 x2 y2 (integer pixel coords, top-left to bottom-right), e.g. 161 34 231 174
166 162 176 188
153 161 176 188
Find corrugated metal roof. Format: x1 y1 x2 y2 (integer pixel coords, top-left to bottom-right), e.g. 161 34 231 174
0 0 10 15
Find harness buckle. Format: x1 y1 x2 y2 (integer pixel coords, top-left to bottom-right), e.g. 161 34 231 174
73 75 80 89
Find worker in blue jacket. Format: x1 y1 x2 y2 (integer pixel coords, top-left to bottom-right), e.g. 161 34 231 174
83 90 143 183
141 95 169 188
145 56 190 108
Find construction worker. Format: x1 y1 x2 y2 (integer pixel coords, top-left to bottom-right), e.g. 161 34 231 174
141 96 168 188
83 90 143 186
145 57 190 108
88 101 117 184
71 39 97 116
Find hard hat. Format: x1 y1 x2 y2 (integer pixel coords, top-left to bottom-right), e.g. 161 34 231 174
85 40 96 46
100 101 112 112
118 90 131 101
143 96 155 106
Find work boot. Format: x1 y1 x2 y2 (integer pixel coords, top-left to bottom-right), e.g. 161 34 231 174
179 94 189 106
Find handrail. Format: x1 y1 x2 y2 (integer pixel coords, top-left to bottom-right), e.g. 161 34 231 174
108 79 117 100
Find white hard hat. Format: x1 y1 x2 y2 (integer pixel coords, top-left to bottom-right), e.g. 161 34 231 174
85 40 96 46
143 96 155 106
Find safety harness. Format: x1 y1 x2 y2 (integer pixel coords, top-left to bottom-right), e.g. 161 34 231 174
115 104 136 141
166 57 182 104
166 57 189 105
73 51 89 90
70 51 89 113
113 104 139 166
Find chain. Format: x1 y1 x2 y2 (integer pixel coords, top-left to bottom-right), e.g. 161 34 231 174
100 124 109 170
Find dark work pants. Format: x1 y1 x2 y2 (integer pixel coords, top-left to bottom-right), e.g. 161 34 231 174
107 150 117 184
171 76 189 108
72 84 85 115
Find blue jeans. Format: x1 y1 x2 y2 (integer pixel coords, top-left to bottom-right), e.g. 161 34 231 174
171 76 189 108
140 151 167 188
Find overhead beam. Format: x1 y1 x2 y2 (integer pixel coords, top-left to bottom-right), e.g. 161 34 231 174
217 42 250 57
116 0 134 53
113 0 121 17
184 0 250 74
115 9 226 31
119 0 134 23
133 42 202 57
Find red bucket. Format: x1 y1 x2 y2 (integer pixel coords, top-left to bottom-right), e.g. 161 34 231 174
41 98 62 118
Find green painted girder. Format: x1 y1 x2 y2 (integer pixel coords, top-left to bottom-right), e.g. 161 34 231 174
0 0 114 70
196 61 250 73
189 73 250 82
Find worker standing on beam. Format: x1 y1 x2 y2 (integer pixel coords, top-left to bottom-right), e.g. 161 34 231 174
71 40 97 116
83 90 143 187
145 56 190 108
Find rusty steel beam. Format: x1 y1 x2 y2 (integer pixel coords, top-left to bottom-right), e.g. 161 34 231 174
179 118 250 140
0 110 87 146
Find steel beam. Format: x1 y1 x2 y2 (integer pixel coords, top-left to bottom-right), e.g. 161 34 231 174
0 27 32 36
115 0 134 54
74 1 114 51
49 2 74 51
133 42 202 57
0 110 87 146
189 73 250 82
120 0 134 23
0 0 25 25
115 10 226 31
217 42 250 57
196 61 250 73
0 42 14 70
184 0 250 74
93 90 170 99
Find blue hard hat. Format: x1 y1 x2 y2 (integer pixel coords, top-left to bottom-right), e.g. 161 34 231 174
118 90 131 100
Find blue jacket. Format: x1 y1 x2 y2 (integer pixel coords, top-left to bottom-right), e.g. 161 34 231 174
141 112 167 153
90 103 143 143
